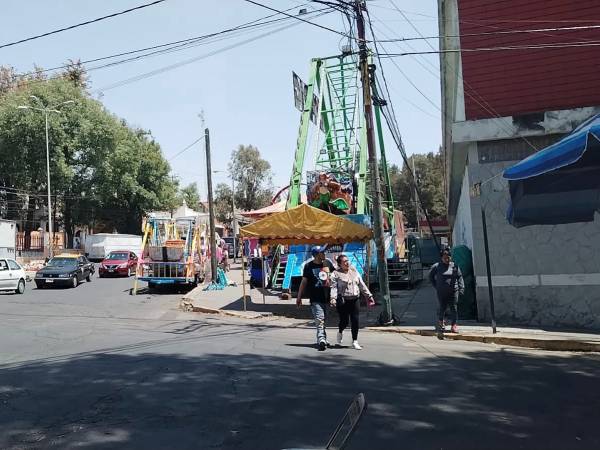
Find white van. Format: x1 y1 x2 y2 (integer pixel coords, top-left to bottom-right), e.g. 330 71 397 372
85 234 142 261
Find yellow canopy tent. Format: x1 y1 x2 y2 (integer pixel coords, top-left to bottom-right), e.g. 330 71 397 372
239 203 373 244
238 204 373 309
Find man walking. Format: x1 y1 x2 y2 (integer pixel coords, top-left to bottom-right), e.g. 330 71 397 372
429 248 465 333
297 246 335 351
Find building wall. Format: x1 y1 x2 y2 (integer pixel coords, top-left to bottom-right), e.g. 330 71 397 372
452 165 473 249
457 0 600 120
467 144 600 330
441 0 600 329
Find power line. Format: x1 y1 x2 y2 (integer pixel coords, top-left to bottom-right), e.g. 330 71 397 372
167 136 205 162
378 24 600 43
242 0 352 39
379 41 600 56
365 5 442 247
380 1 541 152
17 2 318 79
0 0 168 50
92 10 333 93
86 7 331 74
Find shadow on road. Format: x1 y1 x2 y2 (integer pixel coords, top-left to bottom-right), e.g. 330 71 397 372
1 343 599 449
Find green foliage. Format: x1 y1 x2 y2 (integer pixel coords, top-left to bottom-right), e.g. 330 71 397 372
214 183 233 226
389 149 447 228
0 65 178 240
228 145 272 211
178 182 201 210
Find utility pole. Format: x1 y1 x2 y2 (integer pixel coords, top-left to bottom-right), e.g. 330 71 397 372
354 0 393 324
205 128 218 283
231 177 237 263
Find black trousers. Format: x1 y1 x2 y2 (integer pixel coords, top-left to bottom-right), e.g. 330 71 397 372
337 296 360 340
437 294 458 325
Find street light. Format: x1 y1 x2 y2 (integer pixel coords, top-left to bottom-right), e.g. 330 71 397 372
17 97 75 258
213 170 237 263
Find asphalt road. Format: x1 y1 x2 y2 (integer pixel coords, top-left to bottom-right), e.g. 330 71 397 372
1 275 599 449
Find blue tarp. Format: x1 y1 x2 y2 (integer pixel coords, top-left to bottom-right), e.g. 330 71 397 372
504 114 600 180
503 114 600 227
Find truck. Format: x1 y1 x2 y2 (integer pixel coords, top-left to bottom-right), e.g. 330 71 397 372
0 219 16 259
85 233 143 261
133 218 206 293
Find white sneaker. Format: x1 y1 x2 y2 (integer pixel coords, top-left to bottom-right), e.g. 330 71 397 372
352 341 362 350
337 332 343 346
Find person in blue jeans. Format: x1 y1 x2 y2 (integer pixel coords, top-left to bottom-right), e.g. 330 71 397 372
296 246 335 351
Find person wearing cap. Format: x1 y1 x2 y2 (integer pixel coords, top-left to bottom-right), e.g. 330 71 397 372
428 247 465 333
296 246 335 351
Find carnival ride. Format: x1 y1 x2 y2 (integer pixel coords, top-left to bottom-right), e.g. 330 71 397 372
132 217 206 294
269 52 400 292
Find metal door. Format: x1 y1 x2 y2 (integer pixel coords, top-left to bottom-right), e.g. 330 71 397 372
0 259 10 288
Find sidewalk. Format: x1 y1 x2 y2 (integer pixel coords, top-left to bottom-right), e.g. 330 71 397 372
370 284 600 352
181 262 600 352
180 262 379 327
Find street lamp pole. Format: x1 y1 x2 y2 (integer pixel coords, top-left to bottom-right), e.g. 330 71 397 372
43 110 53 258
17 97 74 258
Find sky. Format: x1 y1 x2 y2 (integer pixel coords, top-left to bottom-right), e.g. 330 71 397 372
1 0 442 200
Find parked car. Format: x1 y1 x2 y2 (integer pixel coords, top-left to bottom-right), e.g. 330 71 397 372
99 251 138 277
0 258 26 294
35 254 94 289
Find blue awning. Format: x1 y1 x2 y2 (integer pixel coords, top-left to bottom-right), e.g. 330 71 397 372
503 114 600 180
502 114 600 227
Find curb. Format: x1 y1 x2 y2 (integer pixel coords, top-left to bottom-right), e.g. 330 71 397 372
180 300 273 320
366 327 600 353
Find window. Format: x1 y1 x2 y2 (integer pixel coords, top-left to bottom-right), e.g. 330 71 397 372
7 260 21 270
47 258 77 268
107 252 129 260
0 260 7 271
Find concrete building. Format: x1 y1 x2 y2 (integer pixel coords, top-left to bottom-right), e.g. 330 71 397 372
439 0 600 329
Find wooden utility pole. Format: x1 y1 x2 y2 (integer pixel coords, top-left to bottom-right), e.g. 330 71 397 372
355 0 393 324
205 128 218 283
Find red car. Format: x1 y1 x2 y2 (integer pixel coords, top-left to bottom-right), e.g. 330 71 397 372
99 251 138 278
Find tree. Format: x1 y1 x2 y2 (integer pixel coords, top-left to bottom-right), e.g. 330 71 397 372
214 183 233 226
0 64 179 242
389 149 447 228
228 145 272 211
179 182 201 209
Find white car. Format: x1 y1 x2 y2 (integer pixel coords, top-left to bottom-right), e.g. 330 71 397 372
0 258 26 294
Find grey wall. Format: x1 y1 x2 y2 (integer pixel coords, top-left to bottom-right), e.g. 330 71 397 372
465 146 600 330
452 164 473 249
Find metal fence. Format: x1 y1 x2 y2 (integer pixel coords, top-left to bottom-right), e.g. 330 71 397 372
141 262 192 279
16 234 44 251
15 233 65 252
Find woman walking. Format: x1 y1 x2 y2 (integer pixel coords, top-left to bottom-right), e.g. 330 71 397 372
330 255 374 350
